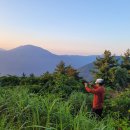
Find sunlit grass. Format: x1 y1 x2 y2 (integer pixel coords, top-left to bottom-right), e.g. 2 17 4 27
0 86 129 130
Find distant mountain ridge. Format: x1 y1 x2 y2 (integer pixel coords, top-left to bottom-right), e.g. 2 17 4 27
0 45 98 76
78 62 94 81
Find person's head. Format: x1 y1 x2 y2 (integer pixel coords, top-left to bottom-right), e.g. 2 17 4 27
95 79 104 86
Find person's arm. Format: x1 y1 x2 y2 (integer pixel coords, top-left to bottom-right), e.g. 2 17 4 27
85 83 100 94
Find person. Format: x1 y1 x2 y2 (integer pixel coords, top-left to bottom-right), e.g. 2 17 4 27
84 79 105 117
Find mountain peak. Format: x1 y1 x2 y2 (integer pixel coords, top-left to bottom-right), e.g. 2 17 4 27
14 44 46 51
9 44 54 55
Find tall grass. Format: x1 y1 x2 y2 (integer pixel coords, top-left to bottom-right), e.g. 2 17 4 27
0 86 129 130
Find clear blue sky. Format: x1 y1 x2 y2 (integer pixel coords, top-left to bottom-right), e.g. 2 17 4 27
0 0 130 55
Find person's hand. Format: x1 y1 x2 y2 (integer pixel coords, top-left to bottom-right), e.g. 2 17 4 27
89 82 92 85
84 82 88 87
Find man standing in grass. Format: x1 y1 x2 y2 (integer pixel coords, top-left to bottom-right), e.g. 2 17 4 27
84 79 105 117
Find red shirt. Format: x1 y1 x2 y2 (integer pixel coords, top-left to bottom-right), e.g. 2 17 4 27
85 86 105 109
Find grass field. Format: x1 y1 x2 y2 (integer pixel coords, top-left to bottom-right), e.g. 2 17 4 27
0 86 130 130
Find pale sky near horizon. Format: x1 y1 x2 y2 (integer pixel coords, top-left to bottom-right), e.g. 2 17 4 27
0 0 130 55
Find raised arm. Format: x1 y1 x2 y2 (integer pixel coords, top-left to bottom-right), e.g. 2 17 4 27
85 86 100 94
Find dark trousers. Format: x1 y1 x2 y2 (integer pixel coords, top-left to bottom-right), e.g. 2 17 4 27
92 108 103 117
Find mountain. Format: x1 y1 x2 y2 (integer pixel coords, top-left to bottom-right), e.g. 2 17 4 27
78 62 94 81
0 45 97 76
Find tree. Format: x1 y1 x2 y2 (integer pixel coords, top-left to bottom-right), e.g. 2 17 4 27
93 50 118 85
20 73 27 85
0 75 20 86
65 65 79 78
40 72 53 84
121 49 130 83
121 49 130 69
55 61 66 74
109 67 128 90
27 73 39 85
22 73 26 78
29 73 35 78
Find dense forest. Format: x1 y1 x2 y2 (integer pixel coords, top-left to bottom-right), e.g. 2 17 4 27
0 49 130 130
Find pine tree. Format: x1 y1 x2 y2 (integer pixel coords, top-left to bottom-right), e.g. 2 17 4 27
55 61 66 74
66 65 78 78
93 50 118 85
109 66 128 90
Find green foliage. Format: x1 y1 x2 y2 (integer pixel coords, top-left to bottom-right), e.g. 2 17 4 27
93 49 130 89
55 61 66 74
0 75 20 86
107 89 130 117
109 67 128 90
55 61 79 78
121 49 130 83
53 73 80 95
0 87 129 130
93 50 118 85
121 49 130 70
104 88 130 129
0 62 80 97
68 92 92 115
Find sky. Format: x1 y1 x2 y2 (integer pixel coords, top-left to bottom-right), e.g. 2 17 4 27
0 0 130 55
